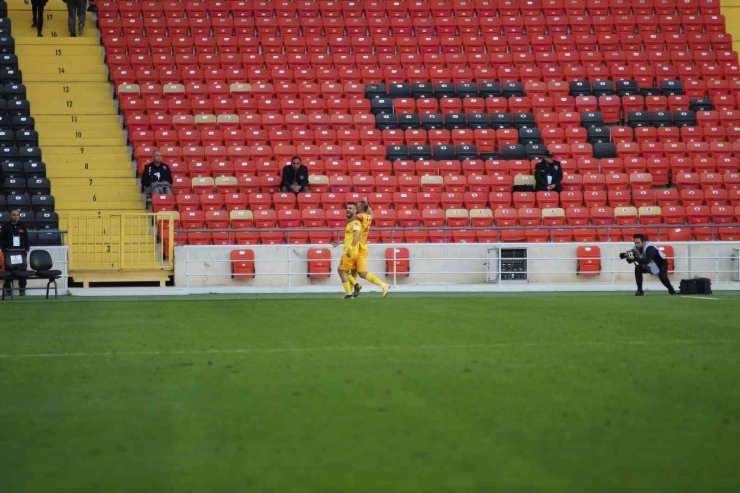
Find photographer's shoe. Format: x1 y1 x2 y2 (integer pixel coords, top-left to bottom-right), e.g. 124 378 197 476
635 290 644 296
669 289 677 295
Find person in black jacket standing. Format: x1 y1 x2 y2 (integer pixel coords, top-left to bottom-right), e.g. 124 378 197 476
280 156 310 194
625 233 677 296
1 209 31 296
534 150 563 192
25 0 48 37
141 150 174 195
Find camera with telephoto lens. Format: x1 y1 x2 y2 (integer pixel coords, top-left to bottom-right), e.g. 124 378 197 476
619 249 639 260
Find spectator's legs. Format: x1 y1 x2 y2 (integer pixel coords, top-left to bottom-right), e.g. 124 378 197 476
300 186 310 193
162 185 173 195
18 277 27 295
634 265 644 294
280 186 290 193
67 1 77 36
76 0 86 35
35 3 45 35
658 266 676 294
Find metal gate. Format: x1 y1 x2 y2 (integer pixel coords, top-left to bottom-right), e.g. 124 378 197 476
67 213 174 271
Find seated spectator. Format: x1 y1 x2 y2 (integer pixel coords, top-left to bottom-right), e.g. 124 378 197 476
141 151 173 195
280 156 310 194
1 209 31 296
535 150 563 192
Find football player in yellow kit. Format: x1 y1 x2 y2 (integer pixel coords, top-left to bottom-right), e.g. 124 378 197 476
334 202 361 299
349 198 391 298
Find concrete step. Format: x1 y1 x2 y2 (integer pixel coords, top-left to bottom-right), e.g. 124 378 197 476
15 45 104 58
53 178 140 187
19 57 107 75
35 115 121 125
69 270 172 287
53 191 144 202
47 169 135 179
25 82 112 100
44 146 130 156
42 137 126 147
36 123 124 135
57 201 145 210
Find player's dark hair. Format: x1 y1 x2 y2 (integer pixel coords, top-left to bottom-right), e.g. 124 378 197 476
346 202 357 209
633 233 647 242
357 201 368 212
291 156 301 163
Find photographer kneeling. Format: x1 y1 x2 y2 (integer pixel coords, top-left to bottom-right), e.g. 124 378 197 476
622 234 677 296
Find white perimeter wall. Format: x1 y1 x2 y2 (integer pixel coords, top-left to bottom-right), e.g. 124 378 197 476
174 242 740 291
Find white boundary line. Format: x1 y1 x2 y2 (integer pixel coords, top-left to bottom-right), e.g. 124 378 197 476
681 296 721 301
1 340 738 360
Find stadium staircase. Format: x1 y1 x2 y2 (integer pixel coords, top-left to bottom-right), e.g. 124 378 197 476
8 2 171 287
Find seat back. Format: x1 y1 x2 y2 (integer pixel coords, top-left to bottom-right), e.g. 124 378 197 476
29 249 53 271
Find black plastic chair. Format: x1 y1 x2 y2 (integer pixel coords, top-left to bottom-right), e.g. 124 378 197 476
0 270 12 300
2 249 34 300
30 250 61 299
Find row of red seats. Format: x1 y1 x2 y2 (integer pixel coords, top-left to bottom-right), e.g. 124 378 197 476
115 83 740 110
162 210 739 244
102 30 733 58
127 126 740 151
171 205 740 227
99 15 728 41
109 62 740 89
153 190 740 213
96 0 722 21
156 155 740 179
105 49 739 73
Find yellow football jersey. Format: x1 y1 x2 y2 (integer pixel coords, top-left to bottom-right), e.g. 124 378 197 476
343 219 361 251
357 214 373 254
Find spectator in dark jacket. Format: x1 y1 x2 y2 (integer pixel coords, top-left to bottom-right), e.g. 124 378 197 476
25 0 48 37
141 150 173 195
1 209 31 295
534 150 563 192
280 156 310 193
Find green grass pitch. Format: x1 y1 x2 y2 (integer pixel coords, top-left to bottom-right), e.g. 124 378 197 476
1 292 740 493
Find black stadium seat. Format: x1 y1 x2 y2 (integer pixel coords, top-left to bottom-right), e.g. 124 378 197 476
398 113 420 130
433 144 456 161
433 82 455 99
31 194 54 212
411 83 433 99
594 143 618 159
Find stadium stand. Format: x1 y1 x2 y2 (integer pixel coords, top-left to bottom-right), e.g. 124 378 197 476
99 0 740 247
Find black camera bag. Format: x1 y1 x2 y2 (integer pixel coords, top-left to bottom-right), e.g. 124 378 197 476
679 278 712 295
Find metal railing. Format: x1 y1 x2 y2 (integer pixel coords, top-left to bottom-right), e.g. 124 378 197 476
173 223 740 245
